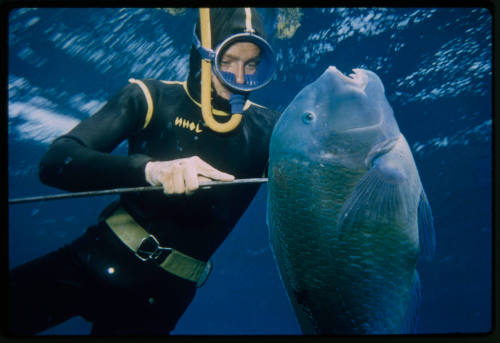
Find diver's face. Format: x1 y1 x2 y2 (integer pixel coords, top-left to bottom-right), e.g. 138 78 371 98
212 42 261 100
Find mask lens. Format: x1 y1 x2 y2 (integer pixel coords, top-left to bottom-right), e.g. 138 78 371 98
214 33 275 93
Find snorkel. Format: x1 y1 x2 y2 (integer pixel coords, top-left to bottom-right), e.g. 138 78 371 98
195 8 276 133
198 8 241 133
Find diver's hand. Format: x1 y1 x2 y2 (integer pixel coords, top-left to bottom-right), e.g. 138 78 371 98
145 156 234 195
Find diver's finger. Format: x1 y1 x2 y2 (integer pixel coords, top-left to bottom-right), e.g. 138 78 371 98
172 164 185 194
161 172 175 194
192 156 218 170
184 165 200 194
201 168 235 181
193 157 234 181
198 176 212 184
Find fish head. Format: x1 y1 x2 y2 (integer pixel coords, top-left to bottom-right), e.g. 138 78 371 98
270 66 400 169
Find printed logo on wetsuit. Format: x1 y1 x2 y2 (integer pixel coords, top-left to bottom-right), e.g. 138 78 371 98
174 116 203 133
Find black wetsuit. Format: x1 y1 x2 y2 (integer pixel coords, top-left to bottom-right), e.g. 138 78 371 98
8 79 280 335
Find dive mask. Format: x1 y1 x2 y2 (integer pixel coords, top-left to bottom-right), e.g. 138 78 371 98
192 27 276 93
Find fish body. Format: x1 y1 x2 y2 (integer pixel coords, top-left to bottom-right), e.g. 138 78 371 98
267 67 435 334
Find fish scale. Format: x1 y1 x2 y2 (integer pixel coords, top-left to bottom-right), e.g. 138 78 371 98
269 158 417 333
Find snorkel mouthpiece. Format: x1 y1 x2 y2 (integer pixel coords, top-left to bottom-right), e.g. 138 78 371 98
229 93 246 114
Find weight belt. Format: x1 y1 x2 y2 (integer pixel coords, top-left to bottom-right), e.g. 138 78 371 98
105 207 212 287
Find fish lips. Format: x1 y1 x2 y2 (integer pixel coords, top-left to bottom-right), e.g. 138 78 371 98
321 66 385 96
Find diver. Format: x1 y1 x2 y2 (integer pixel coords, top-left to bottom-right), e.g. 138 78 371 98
8 8 280 335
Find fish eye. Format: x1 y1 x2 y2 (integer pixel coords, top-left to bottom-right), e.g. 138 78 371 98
302 112 316 124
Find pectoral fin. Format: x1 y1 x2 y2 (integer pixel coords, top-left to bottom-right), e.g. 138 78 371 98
338 155 410 233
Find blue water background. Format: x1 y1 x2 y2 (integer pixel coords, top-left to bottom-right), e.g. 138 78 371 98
8 7 492 335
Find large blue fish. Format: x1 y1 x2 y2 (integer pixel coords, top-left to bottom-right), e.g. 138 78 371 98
267 66 435 334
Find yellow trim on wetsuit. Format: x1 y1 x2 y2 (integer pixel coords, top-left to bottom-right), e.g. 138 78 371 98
129 78 154 129
128 78 268 130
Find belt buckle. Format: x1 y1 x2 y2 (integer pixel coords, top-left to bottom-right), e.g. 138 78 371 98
136 235 171 262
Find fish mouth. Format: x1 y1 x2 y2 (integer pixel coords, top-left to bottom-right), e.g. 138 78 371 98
327 66 369 92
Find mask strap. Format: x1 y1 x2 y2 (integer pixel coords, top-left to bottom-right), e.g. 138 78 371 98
199 8 242 133
192 25 215 61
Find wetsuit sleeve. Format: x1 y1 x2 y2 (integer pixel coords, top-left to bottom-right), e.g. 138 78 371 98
39 83 154 192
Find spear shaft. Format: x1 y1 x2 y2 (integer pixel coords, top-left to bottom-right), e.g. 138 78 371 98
8 178 268 204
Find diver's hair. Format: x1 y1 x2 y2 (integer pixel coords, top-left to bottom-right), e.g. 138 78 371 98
193 8 266 48
208 8 267 45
